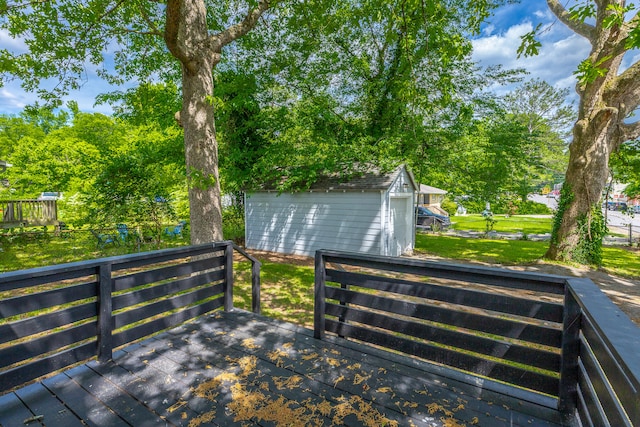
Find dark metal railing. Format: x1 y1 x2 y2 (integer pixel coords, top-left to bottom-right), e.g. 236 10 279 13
314 250 640 426
0 241 261 392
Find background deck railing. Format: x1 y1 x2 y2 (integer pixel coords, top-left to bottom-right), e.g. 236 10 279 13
0 241 261 392
0 199 58 228
314 250 640 426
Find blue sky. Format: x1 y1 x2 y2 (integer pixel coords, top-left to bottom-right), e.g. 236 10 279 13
0 1 608 116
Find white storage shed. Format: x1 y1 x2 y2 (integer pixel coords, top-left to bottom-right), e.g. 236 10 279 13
245 165 417 257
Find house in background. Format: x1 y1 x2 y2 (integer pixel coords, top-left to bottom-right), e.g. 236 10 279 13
417 184 449 216
245 165 417 257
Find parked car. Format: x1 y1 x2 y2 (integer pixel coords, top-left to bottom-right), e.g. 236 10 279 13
606 201 628 211
37 192 62 201
416 206 451 229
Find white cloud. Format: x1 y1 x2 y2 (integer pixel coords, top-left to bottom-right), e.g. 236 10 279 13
472 20 590 101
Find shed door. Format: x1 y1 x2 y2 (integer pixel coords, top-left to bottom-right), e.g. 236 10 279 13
390 197 410 256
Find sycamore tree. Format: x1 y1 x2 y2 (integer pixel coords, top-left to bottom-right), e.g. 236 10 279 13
521 0 640 265
0 0 270 243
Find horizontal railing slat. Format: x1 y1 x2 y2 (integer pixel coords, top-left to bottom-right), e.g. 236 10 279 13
327 304 560 374
579 334 632 427
326 269 564 323
0 302 96 345
325 318 560 396
577 361 607 427
0 341 97 392
112 269 225 311
0 322 97 369
325 302 561 372
0 282 97 318
581 315 638 421
110 243 227 272
113 283 224 329
0 267 97 293
113 256 224 292
322 251 566 294
112 298 224 348
325 286 562 348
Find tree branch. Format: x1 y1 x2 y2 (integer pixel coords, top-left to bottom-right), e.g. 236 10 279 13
209 0 270 53
620 120 640 143
546 0 596 42
138 3 163 37
608 61 640 112
164 0 194 72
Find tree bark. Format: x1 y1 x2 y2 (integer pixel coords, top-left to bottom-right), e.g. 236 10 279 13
545 0 640 262
164 0 269 243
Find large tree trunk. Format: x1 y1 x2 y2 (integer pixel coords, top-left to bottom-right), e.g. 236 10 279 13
164 0 269 244
182 59 223 244
544 0 640 264
545 108 616 261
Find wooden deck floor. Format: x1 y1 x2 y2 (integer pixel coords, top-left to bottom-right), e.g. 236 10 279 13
0 311 565 427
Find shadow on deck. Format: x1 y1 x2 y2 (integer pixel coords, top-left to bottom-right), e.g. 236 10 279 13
1 243 638 426
1 311 560 427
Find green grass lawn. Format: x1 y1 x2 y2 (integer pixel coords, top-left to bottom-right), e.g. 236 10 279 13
415 234 640 278
451 214 553 234
0 230 190 273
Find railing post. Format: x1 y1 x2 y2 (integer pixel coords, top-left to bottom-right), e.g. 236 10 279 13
252 259 261 315
314 251 326 339
224 242 234 312
97 262 113 363
558 281 581 421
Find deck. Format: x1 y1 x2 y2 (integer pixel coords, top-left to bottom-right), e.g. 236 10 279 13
0 310 561 427
1 244 638 427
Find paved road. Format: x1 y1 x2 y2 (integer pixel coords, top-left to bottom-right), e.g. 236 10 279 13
529 194 640 231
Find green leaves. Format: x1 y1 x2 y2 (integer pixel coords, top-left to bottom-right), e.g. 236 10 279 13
575 55 612 86
516 25 541 58
568 2 596 22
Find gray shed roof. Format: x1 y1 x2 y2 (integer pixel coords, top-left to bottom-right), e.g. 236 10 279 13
418 184 447 195
258 165 418 192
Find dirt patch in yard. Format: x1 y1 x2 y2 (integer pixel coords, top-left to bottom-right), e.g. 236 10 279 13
243 249 640 327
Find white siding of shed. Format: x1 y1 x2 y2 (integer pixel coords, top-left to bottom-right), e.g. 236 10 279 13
245 192 383 256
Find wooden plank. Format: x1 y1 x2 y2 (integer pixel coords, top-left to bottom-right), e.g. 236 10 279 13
0 265 97 293
582 314 638 421
325 318 560 396
0 281 96 318
113 284 224 329
314 251 326 339
66 364 166 427
577 360 606 427
321 250 567 294
138 326 436 427
0 322 96 369
325 287 562 348
109 347 233 426
14 382 85 427
0 341 96 392
111 244 226 273
213 310 565 422
112 269 224 310
0 392 36 427
111 298 223 348
42 372 130 427
325 302 561 372
113 256 224 292
579 334 632 427
326 268 564 322
86 359 199 427
0 302 96 345
166 313 550 427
